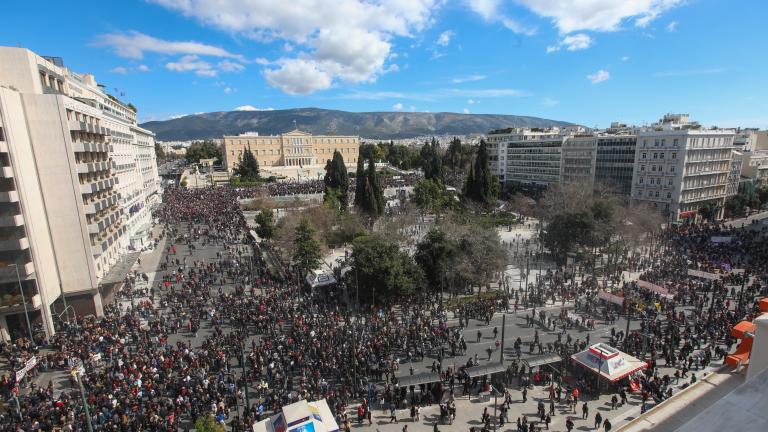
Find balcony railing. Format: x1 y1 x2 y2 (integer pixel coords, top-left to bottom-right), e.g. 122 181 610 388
0 191 19 203
0 237 29 252
0 214 24 227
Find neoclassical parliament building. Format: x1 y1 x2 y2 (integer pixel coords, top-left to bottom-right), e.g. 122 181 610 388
222 129 360 173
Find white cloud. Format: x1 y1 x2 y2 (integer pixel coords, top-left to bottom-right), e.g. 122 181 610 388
150 0 440 94
452 74 486 84
463 108 470 114
654 68 725 78
515 0 684 33
136 64 150 72
621 56 631 61
234 105 275 111
587 70 611 84
666 21 678 32
110 64 151 74
430 52 446 60
264 58 333 94
110 66 129 74
94 30 244 60
218 60 245 72
467 0 537 35
392 102 404 111
467 99 477 104
168 114 188 120
546 33 593 53
436 30 454 46
223 87 235 94
165 55 217 77
255 57 272 65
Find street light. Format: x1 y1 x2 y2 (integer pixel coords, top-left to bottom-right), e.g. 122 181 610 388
7 264 34 344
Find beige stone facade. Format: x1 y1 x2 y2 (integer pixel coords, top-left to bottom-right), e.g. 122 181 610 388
223 130 360 173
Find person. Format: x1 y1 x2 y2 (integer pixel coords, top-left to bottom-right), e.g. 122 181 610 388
603 419 612 432
611 394 618 410
522 387 528 403
410 405 416 422
582 402 589 419
594 412 603 430
545 413 551 430
402 425 408 432
477 330 482 343
416 405 421 422
390 405 398 423
566 417 575 432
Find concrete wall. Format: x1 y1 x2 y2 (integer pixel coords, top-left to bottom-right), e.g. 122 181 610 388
20 94 99 308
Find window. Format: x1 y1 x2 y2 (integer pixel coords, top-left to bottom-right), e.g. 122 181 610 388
672 152 677 159
673 138 679 147
668 179 673 186
666 192 671 199
655 139 660 147
653 153 658 159
641 165 646 171
670 166 675 172
642 152 647 159
660 153 665 159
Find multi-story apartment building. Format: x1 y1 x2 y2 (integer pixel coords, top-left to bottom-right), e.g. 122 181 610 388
486 129 565 189
560 136 597 188
594 135 638 196
630 115 735 222
741 151 768 184
222 129 360 173
0 47 158 339
727 151 744 197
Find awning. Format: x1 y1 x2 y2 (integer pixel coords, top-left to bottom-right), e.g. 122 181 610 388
397 372 441 387
571 343 647 382
522 353 562 369
688 269 721 280
99 252 141 285
465 363 507 378
636 280 669 295
596 291 624 306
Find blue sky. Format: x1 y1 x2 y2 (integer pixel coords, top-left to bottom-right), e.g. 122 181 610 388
2 0 766 128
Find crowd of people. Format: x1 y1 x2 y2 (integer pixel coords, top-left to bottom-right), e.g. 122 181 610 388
0 183 765 432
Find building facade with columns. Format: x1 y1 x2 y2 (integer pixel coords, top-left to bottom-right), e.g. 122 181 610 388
222 130 360 173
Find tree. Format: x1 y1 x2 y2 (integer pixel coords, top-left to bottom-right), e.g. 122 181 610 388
186 140 222 164
453 225 507 290
351 234 423 303
155 143 166 161
463 140 499 206
362 158 385 218
254 208 275 240
541 211 596 265
415 228 458 290
354 157 367 208
413 179 452 216
698 202 721 221
420 138 443 183
323 151 349 210
293 219 322 274
194 415 225 432
234 148 260 181
126 102 137 113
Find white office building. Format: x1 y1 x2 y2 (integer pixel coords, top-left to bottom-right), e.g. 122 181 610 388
0 47 159 339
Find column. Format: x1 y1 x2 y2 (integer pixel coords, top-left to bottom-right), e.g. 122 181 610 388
92 291 104 317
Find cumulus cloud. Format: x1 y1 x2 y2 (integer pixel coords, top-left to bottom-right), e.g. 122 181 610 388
452 74 486 84
467 99 477 105
621 56 631 61
94 30 244 60
515 0 684 33
264 58 333 94
223 87 235 94
546 33 593 53
392 103 404 111
136 64 151 72
165 55 217 77
110 64 151 74
467 0 537 35
587 70 611 84
234 105 275 111
150 0 439 94
463 108 470 114
436 30 454 46
110 66 129 74
218 60 245 72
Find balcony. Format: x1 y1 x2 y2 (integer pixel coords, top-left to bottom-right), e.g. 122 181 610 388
0 215 24 227
0 142 6 153
84 193 119 214
88 210 121 234
0 237 29 252
72 142 110 153
76 160 111 174
0 261 34 280
79 177 117 194
69 121 109 136
0 166 13 178
0 191 19 203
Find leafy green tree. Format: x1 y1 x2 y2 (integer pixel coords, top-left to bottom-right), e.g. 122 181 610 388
351 234 423 303
293 219 322 274
420 138 444 183
254 208 275 240
234 148 260 181
463 140 499 206
354 157 367 208
415 229 458 290
698 202 721 221
194 414 225 432
445 137 463 173
413 178 452 216
155 143 166 161
186 140 222 164
323 151 349 210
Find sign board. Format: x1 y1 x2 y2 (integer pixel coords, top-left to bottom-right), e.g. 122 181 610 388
15 356 37 382
687 269 720 280
710 236 732 244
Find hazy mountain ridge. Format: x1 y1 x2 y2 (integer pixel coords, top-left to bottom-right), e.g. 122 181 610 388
141 108 573 141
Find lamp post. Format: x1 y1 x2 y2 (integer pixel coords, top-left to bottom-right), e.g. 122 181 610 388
8 264 34 344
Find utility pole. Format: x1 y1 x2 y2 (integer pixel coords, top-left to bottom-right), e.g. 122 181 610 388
72 365 94 432
737 271 749 314
240 344 252 423
499 314 506 364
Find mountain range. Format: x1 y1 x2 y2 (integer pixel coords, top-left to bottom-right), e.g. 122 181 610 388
140 108 572 141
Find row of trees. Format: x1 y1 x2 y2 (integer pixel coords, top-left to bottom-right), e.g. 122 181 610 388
361 137 475 178
185 140 222 164
353 158 386 218
725 182 768 218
